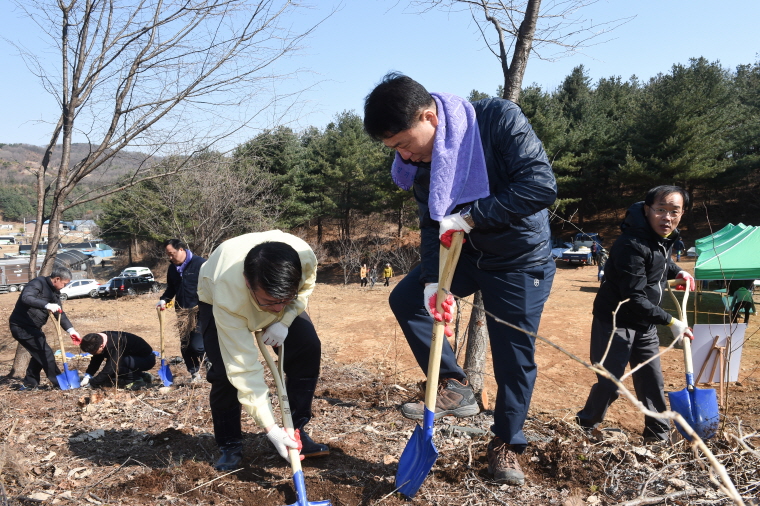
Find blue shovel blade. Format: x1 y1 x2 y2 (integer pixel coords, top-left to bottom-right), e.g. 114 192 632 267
288 470 332 506
395 408 439 498
668 387 720 440
158 359 173 386
57 363 80 390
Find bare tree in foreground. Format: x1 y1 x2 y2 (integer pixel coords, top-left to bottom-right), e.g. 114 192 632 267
408 0 631 101
9 0 321 275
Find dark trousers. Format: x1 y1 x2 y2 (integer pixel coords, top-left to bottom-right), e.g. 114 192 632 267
199 302 322 447
576 317 670 439
119 354 156 381
10 323 61 388
384 277 391 286
389 258 555 451
731 301 752 325
181 326 206 374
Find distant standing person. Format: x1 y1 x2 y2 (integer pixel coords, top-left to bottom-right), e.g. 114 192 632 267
731 286 755 325
369 264 378 288
360 264 369 287
157 239 207 382
576 185 695 443
383 263 393 286
9 266 81 390
79 331 156 390
674 238 685 261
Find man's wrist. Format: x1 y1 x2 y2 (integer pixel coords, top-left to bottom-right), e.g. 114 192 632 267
459 205 475 228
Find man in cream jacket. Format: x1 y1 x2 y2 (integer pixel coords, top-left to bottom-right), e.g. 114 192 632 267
198 231 328 471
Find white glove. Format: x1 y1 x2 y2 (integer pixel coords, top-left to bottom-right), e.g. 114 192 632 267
438 212 472 240
266 425 301 463
80 374 91 386
45 303 62 313
262 322 289 347
423 283 456 322
67 328 81 345
669 317 694 341
676 270 695 291
156 300 167 310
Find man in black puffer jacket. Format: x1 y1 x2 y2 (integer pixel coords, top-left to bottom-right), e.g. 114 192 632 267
364 73 556 486
577 185 695 443
157 239 206 381
9 266 81 389
80 331 156 390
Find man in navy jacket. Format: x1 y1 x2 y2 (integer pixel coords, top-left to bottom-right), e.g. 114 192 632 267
158 239 206 380
364 73 557 486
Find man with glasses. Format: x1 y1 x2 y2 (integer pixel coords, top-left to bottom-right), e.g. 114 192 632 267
197 231 328 471
576 185 696 443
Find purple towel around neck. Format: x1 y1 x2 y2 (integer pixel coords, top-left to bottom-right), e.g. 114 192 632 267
391 92 490 221
176 249 193 277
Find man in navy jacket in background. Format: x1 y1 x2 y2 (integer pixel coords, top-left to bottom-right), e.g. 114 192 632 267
157 239 206 381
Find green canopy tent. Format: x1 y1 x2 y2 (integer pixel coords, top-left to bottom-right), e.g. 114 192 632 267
695 224 754 256
695 226 760 280
694 223 735 248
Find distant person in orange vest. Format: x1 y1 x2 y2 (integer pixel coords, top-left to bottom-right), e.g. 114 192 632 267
359 264 368 287
383 263 393 286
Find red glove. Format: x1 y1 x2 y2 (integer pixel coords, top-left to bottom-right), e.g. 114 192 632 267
67 328 81 345
424 284 456 337
676 271 695 291
440 229 467 248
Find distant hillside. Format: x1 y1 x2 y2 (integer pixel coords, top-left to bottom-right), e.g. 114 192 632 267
0 143 159 184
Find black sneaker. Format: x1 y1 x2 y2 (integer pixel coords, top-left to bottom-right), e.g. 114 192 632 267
299 430 329 458
140 372 154 384
400 378 480 420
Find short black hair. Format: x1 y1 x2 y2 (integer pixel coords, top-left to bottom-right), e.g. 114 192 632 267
163 238 187 250
243 242 302 300
81 333 104 354
50 266 72 281
364 72 435 141
644 185 690 208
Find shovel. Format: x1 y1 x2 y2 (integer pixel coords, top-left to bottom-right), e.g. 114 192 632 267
156 307 174 386
396 231 464 498
666 280 720 440
52 311 80 390
255 333 332 506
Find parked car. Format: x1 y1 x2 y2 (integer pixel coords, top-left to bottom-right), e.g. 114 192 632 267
60 279 100 301
98 276 159 298
120 267 155 281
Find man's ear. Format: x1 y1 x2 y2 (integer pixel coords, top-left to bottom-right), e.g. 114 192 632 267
421 108 438 127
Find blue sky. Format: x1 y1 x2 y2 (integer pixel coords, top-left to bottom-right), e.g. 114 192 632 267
1 0 758 148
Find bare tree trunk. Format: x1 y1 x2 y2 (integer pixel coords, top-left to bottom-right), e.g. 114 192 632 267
464 291 490 410
7 345 31 380
504 0 541 102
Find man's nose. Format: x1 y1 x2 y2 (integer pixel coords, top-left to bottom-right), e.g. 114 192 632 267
397 148 412 159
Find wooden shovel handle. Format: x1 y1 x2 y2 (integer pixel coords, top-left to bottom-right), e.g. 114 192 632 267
255 333 302 475
52 310 67 368
424 232 464 411
156 307 165 358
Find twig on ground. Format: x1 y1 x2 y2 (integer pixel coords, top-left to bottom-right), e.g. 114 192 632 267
178 468 242 496
612 488 704 506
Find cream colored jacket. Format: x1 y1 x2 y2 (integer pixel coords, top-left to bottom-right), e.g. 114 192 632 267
198 231 317 428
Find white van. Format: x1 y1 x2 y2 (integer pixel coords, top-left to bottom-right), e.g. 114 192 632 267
120 267 154 280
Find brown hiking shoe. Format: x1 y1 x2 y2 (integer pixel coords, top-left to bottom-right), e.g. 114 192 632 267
400 378 480 420
487 437 525 486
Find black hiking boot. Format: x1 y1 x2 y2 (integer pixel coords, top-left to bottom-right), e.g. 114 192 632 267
299 431 329 458
214 442 243 471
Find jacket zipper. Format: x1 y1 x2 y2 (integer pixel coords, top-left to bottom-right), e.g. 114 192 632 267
656 243 668 305
467 232 485 269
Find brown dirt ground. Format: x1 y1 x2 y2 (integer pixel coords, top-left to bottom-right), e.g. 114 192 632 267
0 259 758 505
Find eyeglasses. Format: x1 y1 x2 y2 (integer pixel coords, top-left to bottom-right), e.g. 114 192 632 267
652 208 682 218
252 291 297 308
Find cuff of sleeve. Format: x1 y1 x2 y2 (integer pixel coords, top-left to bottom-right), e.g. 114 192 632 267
667 317 674 326
245 402 276 429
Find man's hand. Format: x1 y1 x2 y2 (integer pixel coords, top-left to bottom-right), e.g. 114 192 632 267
80 373 91 387
438 213 472 247
67 328 81 345
669 317 694 341
676 271 695 291
262 322 288 347
424 284 456 322
156 300 167 311
45 303 62 314
266 425 303 463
